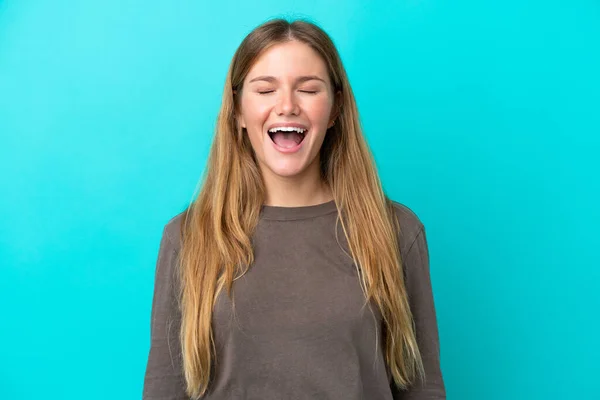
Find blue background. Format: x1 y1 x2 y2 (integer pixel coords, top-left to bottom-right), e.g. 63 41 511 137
1 1 598 399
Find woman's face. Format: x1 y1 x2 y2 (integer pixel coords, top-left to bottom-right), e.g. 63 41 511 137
237 40 337 180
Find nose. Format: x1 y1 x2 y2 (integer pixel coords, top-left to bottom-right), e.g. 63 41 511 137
275 88 300 116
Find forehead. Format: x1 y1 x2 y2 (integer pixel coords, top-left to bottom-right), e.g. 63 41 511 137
245 40 329 83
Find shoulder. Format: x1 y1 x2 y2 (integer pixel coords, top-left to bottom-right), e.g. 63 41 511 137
162 209 188 250
388 199 425 255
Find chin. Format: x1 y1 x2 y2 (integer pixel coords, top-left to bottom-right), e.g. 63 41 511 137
267 164 306 178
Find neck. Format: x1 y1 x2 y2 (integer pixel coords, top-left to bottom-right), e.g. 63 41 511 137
261 163 333 207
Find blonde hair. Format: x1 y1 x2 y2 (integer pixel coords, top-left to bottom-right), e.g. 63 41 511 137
177 17 425 398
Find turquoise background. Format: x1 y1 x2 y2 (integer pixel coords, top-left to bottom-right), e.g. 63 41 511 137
1 0 598 399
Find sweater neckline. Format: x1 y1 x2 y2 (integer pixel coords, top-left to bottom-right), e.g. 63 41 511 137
260 199 338 221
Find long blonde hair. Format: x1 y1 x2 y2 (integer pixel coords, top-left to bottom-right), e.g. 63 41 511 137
177 17 425 398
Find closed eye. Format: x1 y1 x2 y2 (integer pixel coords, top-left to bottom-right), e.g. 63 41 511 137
257 90 318 95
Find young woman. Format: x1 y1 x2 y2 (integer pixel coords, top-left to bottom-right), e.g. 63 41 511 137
143 18 446 400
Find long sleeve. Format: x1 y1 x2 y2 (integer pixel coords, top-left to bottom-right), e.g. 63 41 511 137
391 225 446 399
143 226 189 400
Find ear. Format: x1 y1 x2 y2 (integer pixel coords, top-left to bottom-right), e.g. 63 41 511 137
233 89 246 129
328 90 342 128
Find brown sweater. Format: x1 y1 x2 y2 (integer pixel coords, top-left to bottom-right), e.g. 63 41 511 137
143 200 446 399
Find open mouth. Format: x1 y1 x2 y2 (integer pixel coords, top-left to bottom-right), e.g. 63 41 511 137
267 128 308 149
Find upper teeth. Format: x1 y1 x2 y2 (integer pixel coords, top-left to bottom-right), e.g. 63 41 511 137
268 126 307 133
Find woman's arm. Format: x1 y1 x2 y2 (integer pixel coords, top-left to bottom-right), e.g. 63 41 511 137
391 225 446 399
142 226 189 400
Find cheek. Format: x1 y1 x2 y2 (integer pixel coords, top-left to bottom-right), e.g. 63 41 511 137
241 97 271 126
240 101 268 148
306 97 334 124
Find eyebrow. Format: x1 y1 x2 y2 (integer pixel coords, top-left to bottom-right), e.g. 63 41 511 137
248 75 326 84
